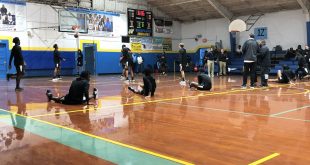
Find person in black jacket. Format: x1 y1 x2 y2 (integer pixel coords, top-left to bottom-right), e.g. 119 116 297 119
189 73 212 91
128 67 156 97
121 45 135 82
285 47 296 59
46 71 97 105
295 52 309 80
76 49 83 75
7 37 25 91
53 44 64 81
257 40 271 87
179 43 187 85
241 34 259 88
218 49 228 76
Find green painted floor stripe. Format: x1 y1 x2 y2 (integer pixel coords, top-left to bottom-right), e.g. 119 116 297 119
0 109 185 165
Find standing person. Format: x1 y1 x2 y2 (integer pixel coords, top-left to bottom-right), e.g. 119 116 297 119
1 5 7 16
295 52 308 80
241 34 259 89
7 37 25 91
203 50 209 72
236 45 242 57
77 49 83 75
121 45 134 82
159 52 167 75
207 48 216 77
46 71 97 105
257 40 271 87
53 44 64 81
136 53 144 74
304 45 310 70
178 43 187 85
218 49 228 76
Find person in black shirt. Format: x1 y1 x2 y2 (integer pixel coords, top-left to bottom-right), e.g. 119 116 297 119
285 47 296 59
257 40 271 87
270 65 295 84
77 49 83 75
295 52 309 80
53 44 64 81
179 43 187 85
7 37 25 91
46 71 97 105
189 74 212 91
159 52 167 75
128 67 156 97
1 5 7 16
121 45 135 82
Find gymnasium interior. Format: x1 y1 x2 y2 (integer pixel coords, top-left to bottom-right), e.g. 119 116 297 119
0 0 310 164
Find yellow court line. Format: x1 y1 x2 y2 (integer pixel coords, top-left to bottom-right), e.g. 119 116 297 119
0 109 194 165
29 82 307 118
249 153 280 165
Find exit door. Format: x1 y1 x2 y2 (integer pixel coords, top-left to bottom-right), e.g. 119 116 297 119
84 46 95 75
0 42 8 79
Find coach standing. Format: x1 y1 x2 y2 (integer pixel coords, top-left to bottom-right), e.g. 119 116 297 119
241 34 259 89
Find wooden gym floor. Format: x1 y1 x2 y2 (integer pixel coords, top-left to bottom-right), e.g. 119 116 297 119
0 73 310 165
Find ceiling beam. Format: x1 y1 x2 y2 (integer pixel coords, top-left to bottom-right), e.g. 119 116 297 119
154 0 201 8
296 0 310 13
206 0 233 21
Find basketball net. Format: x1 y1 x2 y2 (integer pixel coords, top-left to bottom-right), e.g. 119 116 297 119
72 25 80 49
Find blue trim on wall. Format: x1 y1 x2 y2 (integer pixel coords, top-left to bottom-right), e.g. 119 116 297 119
5 49 201 77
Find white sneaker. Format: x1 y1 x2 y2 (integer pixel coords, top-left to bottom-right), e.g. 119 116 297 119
52 78 58 82
179 81 186 86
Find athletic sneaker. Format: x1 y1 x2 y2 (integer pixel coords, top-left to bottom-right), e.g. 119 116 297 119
15 88 24 92
6 74 10 82
241 85 247 89
189 83 195 89
250 85 255 89
93 88 98 99
128 86 135 93
46 90 52 102
52 78 58 82
179 81 186 86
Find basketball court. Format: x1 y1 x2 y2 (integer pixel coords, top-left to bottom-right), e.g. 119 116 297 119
1 0 310 164
0 74 310 164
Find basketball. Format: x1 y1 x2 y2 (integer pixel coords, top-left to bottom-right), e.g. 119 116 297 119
74 33 79 38
72 25 77 30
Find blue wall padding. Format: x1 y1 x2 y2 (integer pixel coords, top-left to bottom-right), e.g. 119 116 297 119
23 51 76 70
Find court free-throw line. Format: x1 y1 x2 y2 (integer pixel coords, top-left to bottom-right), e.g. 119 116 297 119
248 153 280 165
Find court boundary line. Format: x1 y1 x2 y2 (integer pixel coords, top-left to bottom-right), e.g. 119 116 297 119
0 109 194 165
248 153 280 165
159 102 310 123
270 105 310 117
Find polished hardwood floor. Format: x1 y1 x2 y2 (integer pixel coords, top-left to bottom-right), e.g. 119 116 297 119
0 73 310 165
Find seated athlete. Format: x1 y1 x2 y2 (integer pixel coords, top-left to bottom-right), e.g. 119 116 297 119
128 68 156 97
189 73 212 91
46 71 98 105
269 65 295 84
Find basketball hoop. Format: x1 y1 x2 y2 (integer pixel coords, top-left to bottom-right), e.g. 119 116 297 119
229 19 246 32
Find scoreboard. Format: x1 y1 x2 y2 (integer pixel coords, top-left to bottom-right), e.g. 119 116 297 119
127 8 153 37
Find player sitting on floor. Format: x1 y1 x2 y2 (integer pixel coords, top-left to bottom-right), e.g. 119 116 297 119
269 65 295 84
189 73 212 91
46 71 98 105
128 68 156 97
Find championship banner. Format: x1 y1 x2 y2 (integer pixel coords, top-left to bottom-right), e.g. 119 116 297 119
0 0 26 31
130 42 142 52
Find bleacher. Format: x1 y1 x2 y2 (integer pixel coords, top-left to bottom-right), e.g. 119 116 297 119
228 50 299 74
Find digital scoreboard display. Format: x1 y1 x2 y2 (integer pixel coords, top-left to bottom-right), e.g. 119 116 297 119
127 8 153 37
